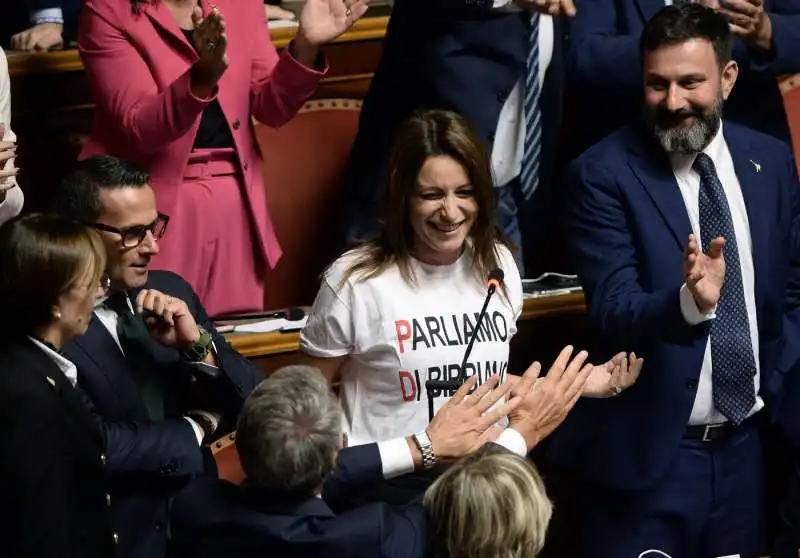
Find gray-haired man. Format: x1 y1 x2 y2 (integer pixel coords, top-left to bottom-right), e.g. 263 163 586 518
170 347 594 558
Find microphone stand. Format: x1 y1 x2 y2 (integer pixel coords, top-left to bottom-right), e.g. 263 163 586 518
425 280 500 422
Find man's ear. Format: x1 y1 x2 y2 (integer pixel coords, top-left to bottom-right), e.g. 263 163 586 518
720 60 738 101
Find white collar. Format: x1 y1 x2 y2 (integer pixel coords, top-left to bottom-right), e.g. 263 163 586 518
27 336 78 387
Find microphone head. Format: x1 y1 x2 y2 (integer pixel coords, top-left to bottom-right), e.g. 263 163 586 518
287 307 305 321
487 268 504 291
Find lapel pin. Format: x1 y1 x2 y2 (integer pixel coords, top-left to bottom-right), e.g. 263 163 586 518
46 376 56 387
750 159 762 173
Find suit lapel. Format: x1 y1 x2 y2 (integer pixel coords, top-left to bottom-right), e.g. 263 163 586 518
628 133 693 250
725 127 770 299
143 0 200 61
72 314 143 405
17 340 102 443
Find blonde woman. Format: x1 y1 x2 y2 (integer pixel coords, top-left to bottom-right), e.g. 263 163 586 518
0 47 21 225
424 446 553 558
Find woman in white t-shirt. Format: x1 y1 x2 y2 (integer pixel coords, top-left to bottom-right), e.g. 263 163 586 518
301 110 636 453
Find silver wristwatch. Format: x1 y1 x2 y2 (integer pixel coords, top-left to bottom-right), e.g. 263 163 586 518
412 430 437 470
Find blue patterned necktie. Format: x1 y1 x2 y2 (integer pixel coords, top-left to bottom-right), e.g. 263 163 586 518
520 12 541 200
693 152 756 425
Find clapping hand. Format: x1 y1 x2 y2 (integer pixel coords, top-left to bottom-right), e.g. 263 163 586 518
0 125 18 197
513 0 577 17
507 346 593 450
698 0 772 51
189 4 229 98
683 233 726 314
426 374 521 460
582 352 644 398
297 0 372 47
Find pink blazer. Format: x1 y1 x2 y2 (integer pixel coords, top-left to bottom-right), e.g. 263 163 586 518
78 0 327 267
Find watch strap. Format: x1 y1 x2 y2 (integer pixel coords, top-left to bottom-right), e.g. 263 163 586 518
180 326 213 362
412 430 437 470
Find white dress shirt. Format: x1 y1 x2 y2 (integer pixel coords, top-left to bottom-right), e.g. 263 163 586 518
28 336 78 387
94 297 206 443
377 428 528 478
0 47 23 226
671 123 762 425
490 1 554 188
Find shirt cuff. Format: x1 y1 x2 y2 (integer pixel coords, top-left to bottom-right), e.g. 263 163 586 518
184 417 205 445
31 8 64 24
679 283 716 326
377 437 416 480
495 428 528 456
492 0 521 10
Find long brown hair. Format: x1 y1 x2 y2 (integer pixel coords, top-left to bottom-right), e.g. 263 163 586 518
343 109 506 288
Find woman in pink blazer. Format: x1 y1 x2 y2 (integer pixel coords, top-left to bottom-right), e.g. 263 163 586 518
78 0 369 316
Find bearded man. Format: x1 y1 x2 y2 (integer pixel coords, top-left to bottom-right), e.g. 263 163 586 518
547 4 800 557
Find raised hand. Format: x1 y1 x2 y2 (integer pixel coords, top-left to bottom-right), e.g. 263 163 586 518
718 0 772 50
0 125 18 196
297 0 372 47
426 374 521 460
683 233 726 314
582 352 644 398
189 5 229 98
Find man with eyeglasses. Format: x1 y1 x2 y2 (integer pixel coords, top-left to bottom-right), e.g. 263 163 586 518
53 155 263 558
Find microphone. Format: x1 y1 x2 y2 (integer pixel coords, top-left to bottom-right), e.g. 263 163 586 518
425 268 505 422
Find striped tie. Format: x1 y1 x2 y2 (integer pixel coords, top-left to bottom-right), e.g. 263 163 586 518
521 12 541 200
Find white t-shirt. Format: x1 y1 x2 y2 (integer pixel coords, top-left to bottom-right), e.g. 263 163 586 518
300 243 523 446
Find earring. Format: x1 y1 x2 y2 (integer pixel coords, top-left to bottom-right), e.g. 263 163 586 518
54 310 62 320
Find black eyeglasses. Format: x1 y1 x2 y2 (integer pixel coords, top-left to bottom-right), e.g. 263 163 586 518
89 213 169 248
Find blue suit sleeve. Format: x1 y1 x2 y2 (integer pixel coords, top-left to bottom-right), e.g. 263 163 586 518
763 3 800 75
568 0 642 90
322 443 385 504
75 385 208 476
565 156 703 351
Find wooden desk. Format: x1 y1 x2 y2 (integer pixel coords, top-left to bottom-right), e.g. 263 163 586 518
226 291 586 358
6 13 390 213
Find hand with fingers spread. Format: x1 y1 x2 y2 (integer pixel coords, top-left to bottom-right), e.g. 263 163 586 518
513 0 577 17
507 345 593 451
189 4 230 99
582 352 644 398
425 374 521 460
135 289 201 349
0 124 18 198
297 0 373 48
683 233 726 314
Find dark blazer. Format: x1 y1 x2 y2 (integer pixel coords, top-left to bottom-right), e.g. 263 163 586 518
0 336 115 558
342 0 566 271
565 0 800 158
548 121 800 490
62 270 263 558
169 443 427 558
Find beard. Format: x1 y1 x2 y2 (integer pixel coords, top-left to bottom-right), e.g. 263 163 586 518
644 92 723 154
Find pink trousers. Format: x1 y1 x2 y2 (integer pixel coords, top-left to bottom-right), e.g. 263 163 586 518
151 148 265 317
